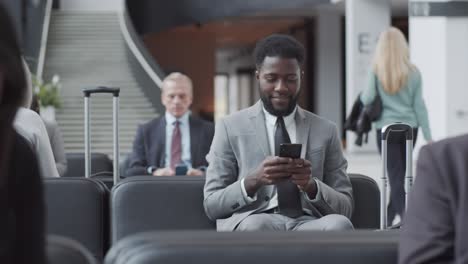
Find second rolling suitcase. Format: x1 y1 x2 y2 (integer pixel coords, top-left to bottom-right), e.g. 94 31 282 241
380 122 414 229
83 87 120 185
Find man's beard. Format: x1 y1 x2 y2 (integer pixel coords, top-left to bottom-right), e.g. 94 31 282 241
259 87 298 117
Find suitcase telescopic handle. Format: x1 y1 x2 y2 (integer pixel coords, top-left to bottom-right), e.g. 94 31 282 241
381 122 413 141
380 122 414 229
83 86 120 185
83 87 120 97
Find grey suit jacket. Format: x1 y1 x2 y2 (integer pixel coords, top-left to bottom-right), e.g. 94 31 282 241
399 134 468 264
204 101 353 231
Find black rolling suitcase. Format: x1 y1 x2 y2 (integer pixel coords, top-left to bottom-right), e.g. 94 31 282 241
380 122 414 229
83 87 121 187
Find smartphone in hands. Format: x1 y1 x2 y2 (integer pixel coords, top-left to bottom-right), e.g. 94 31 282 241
279 143 302 159
175 164 188 176
278 143 302 180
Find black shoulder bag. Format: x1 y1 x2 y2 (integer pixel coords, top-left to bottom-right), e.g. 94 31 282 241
364 75 383 121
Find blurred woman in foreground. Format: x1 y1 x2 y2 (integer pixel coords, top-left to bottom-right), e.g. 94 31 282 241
0 4 46 264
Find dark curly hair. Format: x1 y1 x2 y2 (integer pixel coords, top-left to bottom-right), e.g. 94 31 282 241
253 34 305 69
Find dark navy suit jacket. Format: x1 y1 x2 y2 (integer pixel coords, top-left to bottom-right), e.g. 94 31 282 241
126 115 214 176
399 134 468 263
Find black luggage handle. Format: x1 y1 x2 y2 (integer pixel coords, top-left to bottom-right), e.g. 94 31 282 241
381 122 414 140
83 87 120 97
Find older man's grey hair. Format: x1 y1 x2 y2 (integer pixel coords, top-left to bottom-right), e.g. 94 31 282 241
162 72 193 96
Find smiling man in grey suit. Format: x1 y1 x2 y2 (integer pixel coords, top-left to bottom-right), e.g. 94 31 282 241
204 34 353 231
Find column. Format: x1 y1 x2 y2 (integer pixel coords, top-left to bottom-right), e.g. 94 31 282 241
410 0 468 144
345 0 391 152
315 7 343 137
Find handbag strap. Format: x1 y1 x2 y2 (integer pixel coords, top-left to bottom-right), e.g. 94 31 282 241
374 74 380 98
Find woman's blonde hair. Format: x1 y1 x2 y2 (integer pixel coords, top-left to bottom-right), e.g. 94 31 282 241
372 27 415 94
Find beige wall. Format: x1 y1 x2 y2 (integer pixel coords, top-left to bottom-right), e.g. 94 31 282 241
144 30 215 118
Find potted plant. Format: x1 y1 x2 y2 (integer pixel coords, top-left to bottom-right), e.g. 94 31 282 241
32 74 62 121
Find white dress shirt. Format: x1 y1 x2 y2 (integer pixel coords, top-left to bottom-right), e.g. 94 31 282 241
240 107 296 210
240 106 321 211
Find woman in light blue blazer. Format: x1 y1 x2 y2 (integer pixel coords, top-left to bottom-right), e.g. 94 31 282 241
361 27 432 225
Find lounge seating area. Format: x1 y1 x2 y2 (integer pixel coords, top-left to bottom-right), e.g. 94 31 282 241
3 0 467 263
44 173 381 262
105 230 399 264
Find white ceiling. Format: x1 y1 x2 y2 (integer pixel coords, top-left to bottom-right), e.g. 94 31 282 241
335 0 409 16
253 0 409 17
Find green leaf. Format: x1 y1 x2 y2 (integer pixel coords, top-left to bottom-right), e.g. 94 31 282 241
32 74 62 108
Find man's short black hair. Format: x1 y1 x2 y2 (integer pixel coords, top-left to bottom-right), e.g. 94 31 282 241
253 34 305 69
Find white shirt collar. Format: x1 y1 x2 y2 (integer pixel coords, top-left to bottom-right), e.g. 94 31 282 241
165 111 190 125
262 106 297 128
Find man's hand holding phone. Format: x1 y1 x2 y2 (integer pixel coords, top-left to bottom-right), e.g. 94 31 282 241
153 167 175 176
186 168 204 176
244 156 295 197
289 159 316 194
244 144 317 198
279 143 318 199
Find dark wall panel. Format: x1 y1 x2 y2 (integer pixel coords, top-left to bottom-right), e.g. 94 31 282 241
124 0 327 117
0 0 49 73
126 0 328 35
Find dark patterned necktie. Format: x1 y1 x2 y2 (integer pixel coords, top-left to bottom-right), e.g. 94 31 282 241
170 121 182 169
275 116 303 218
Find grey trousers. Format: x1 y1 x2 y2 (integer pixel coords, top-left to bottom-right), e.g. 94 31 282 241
235 213 354 231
